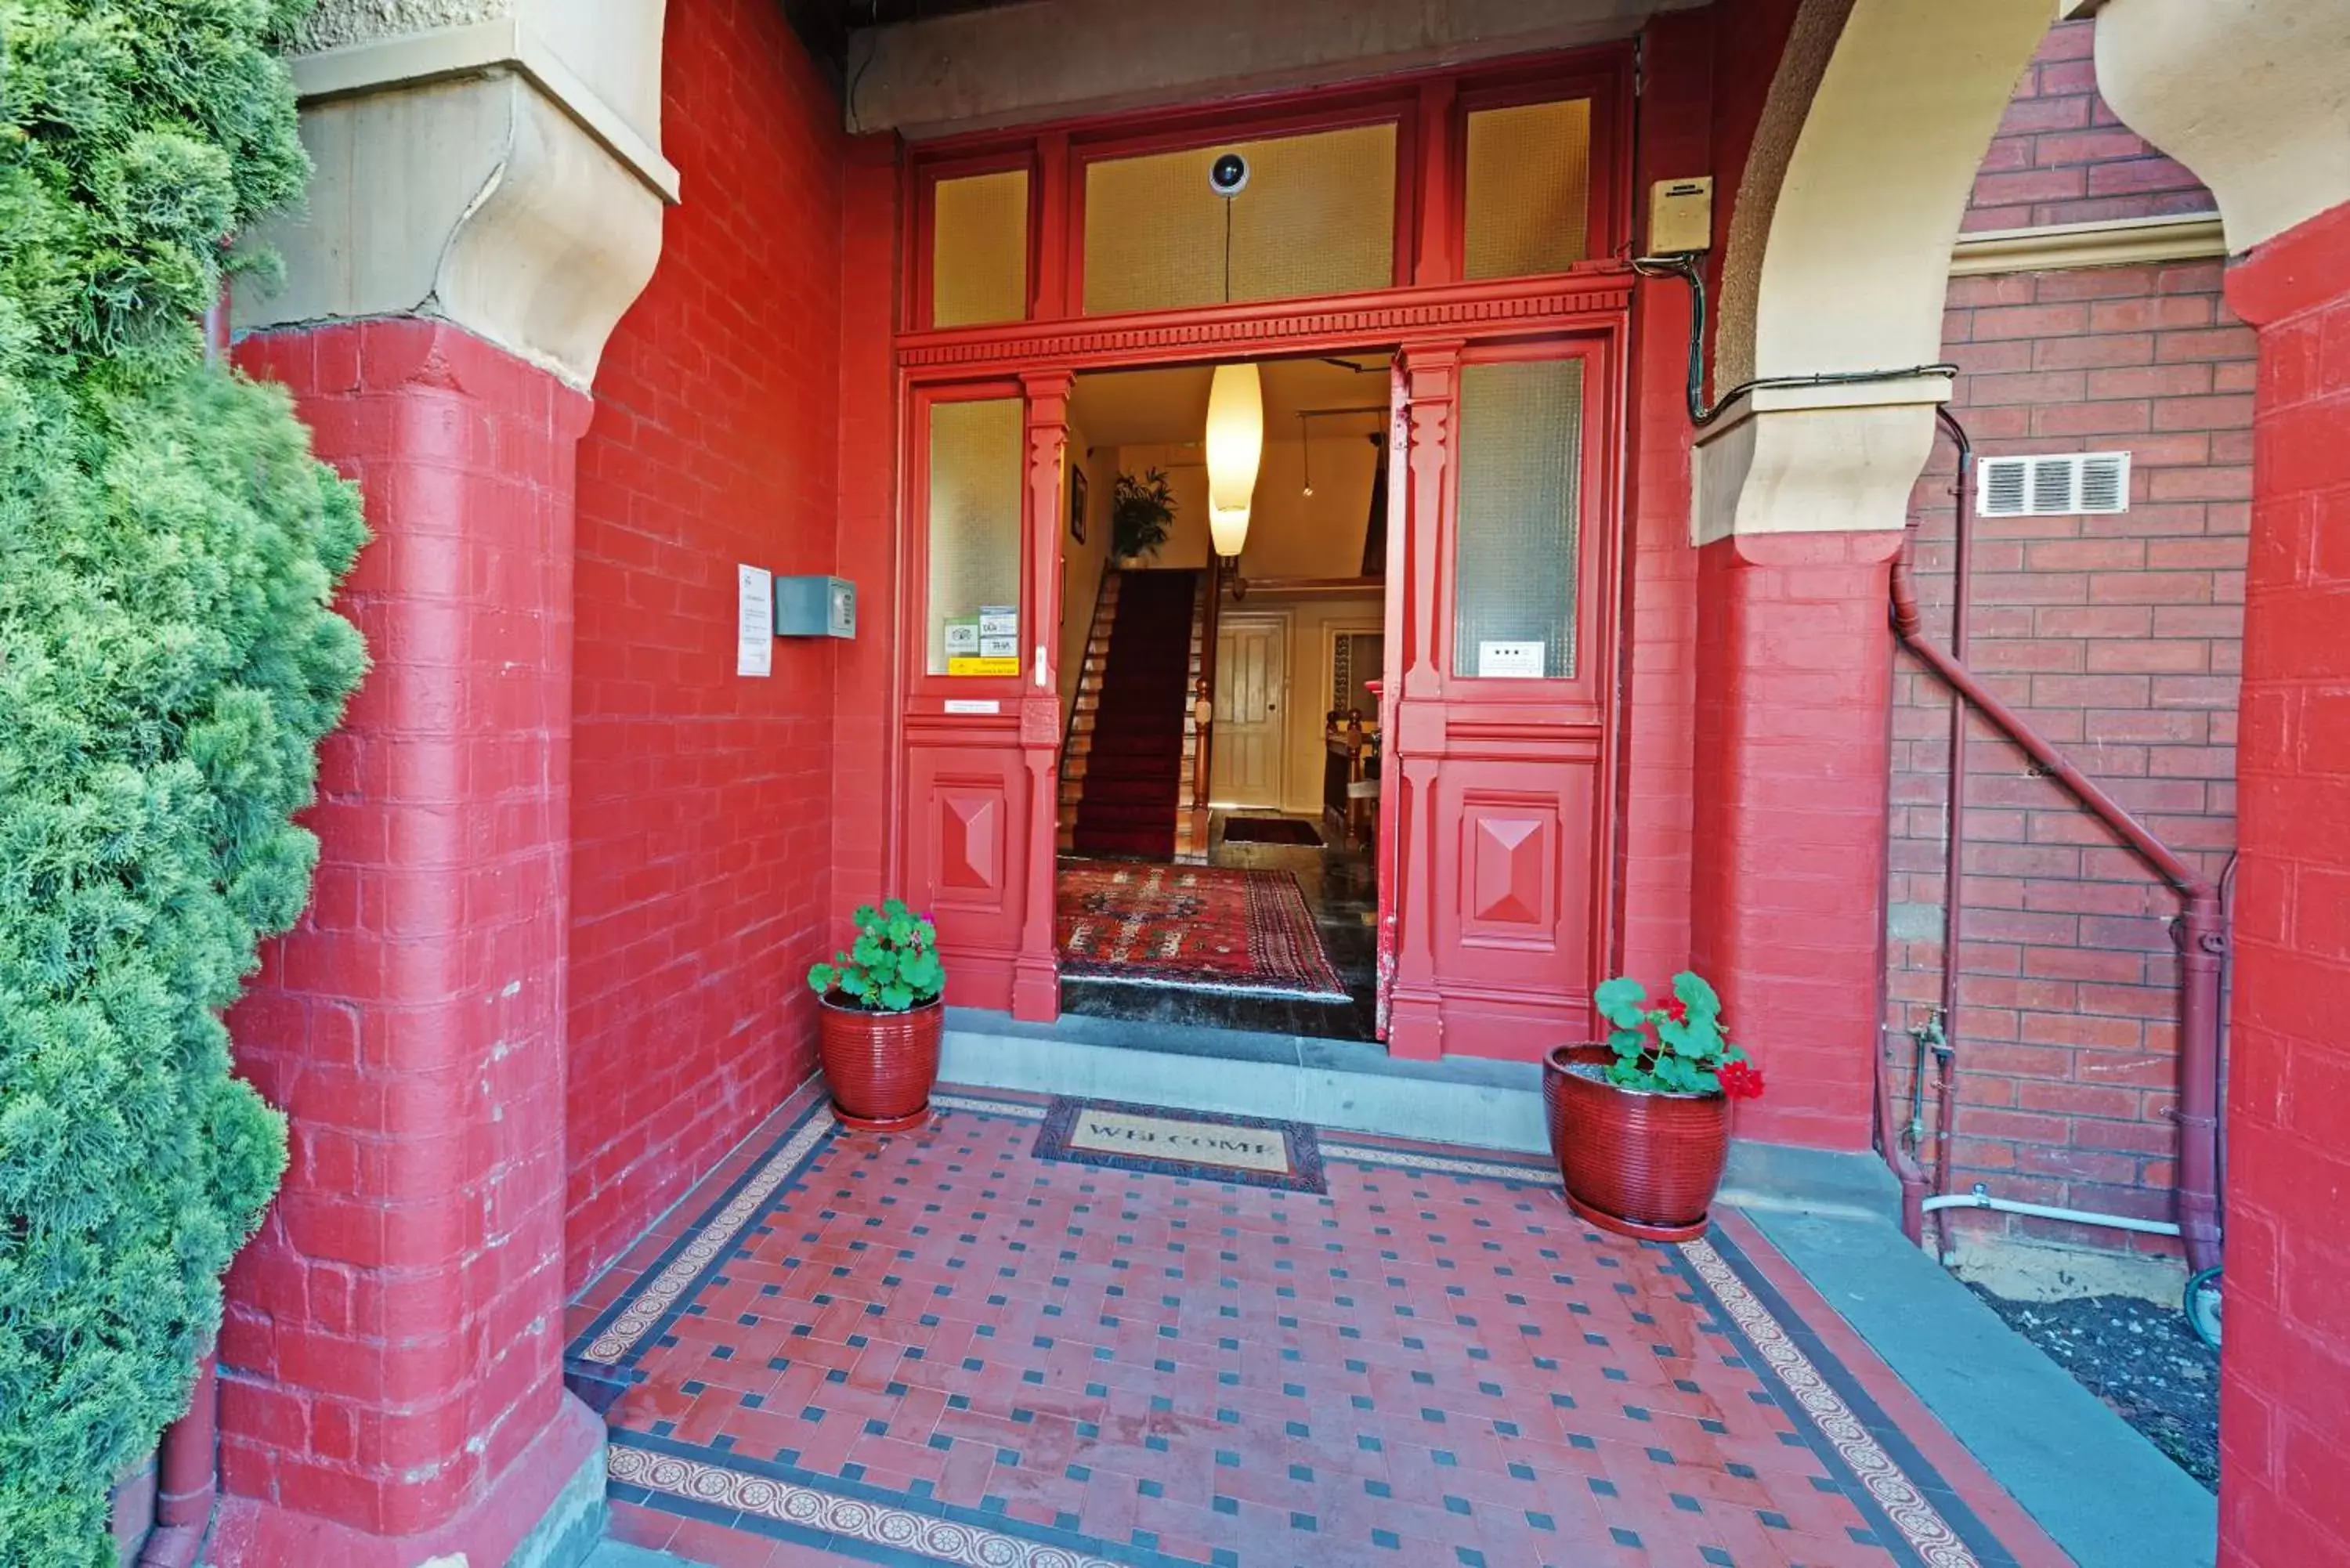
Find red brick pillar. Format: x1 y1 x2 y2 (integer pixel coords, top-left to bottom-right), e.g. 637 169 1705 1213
2211 200 2350 1568
1690 530 1904 1151
210 320 602 1566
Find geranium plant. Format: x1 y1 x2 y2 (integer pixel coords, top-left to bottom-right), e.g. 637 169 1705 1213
808 900 945 1013
1592 971 1764 1098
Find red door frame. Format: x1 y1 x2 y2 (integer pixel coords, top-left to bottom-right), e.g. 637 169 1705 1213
886 46 1638 1052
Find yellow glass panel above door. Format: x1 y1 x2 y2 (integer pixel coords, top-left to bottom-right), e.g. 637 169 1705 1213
933 169 1030 327
1082 123 1397 316
1463 99 1593 279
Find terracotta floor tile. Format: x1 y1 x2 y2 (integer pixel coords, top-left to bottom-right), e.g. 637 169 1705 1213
577 1092 2066 1568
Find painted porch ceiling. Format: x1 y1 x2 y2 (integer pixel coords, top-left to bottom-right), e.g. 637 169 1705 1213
1069 356 1393 452
784 0 1034 85
837 0 1706 138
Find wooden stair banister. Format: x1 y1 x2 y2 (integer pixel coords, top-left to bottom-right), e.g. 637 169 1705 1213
1189 562 1224 854
1056 562 1123 853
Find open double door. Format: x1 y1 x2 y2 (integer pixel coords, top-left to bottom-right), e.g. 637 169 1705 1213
897 336 1619 1064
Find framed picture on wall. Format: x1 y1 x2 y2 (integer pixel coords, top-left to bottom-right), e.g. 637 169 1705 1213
1068 465 1088 545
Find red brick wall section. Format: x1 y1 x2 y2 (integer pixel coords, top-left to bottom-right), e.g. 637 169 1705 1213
830 132 903 941
1964 20 2210 233
566 0 848 1291
1885 260 2254 1251
219 320 598 1555
1613 9 1711 985
1692 531 1904 1153
2214 199 2350 1568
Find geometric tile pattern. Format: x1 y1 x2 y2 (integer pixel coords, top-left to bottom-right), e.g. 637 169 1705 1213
570 1088 2069 1567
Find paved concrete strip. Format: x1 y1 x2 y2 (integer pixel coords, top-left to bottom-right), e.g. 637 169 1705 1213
941 1023 1554 1151
581 1544 701 1568
1741 1206 2218 1568
1718 1138 1902 1223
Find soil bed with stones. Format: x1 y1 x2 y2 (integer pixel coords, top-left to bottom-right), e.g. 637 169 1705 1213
1969 1284 2218 1490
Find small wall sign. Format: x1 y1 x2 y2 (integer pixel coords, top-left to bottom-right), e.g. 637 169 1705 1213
736 564 773 677
1477 640 1545 678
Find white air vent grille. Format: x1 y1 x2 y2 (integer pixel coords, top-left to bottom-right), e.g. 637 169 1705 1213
1977 452 2131 518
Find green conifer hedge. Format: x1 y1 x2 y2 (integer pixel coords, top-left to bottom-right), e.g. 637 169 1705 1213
0 4 365 1561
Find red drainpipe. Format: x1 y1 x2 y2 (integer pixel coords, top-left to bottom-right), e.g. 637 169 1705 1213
137 1350 218 1568
1889 413 2224 1274
140 283 234 1568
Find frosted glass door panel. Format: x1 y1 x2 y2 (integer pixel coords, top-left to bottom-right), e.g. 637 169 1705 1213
926 397 1025 675
1452 359 1584 681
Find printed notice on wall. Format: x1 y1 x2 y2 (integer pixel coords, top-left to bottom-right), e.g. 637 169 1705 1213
1477 640 1545 678
737 564 774 677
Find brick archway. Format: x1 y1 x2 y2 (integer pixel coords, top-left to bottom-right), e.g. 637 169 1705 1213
1683 0 2055 1147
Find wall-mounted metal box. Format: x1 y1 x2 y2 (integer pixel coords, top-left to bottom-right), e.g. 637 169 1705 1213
775 575 856 638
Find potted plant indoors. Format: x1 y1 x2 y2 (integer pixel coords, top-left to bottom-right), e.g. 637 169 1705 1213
1542 970 1765 1240
807 900 947 1131
1111 468 1177 565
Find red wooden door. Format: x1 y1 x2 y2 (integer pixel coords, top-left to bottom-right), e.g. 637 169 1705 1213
1383 335 1618 1061
900 374 1071 1019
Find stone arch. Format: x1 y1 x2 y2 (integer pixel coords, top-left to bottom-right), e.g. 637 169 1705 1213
1694 0 2055 545
242 0 677 388
1719 0 2053 389
2094 0 2350 255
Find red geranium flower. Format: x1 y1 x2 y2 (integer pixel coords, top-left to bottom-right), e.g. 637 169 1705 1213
1716 1060 1766 1100
1660 998 1688 1024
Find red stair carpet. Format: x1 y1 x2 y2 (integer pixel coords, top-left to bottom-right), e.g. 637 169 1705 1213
1072 569 1198 858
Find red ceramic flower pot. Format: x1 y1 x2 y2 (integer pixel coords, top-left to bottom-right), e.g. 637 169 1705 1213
818 996 942 1132
1542 1043 1732 1241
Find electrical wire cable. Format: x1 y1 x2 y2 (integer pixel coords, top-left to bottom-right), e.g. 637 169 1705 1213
1630 251 1961 426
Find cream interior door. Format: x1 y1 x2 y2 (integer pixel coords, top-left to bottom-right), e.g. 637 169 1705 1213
1212 614 1286 809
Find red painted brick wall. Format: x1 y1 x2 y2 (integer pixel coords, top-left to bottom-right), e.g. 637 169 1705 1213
2214 199 2350 1568
1615 8 1713 985
830 134 903 941
566 0 848 1289
222 320 595 1549
1887 258 2253 1251
1879 16 2251 1253
1964 20 2209 233
1694 531 1904 1153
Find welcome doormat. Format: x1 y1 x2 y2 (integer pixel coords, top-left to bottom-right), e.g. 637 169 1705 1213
1220 816 1324 847
1034 1096 1326 1192
1058 859 1348 1000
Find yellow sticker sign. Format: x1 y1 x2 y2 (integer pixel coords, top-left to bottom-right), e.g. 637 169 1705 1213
947 656 1020 677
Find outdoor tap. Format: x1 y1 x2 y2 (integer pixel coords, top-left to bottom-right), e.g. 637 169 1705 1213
1904 1008 1950 1148
1920 1007 1953 1064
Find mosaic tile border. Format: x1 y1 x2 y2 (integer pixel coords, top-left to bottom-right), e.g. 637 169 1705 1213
1680 1236 1985 1568
1325 1137 1556 1186
569 1103 839 1368
609 1437 1127 1568
577 1085 2035 1568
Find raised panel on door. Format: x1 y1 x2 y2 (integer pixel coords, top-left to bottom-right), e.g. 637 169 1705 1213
905 741 1029 977
1430 754 1599 1056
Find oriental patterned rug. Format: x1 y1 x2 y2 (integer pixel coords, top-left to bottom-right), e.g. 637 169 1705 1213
1056 859 1347 1000
1220 815 1324 846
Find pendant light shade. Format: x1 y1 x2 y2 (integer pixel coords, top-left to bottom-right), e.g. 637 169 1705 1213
1205 362 1264 559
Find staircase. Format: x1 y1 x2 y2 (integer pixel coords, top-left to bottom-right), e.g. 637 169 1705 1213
1061 569 1209 860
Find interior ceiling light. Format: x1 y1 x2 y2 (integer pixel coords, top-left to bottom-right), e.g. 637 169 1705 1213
1203 152 1261 560
1206 362 1262 558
